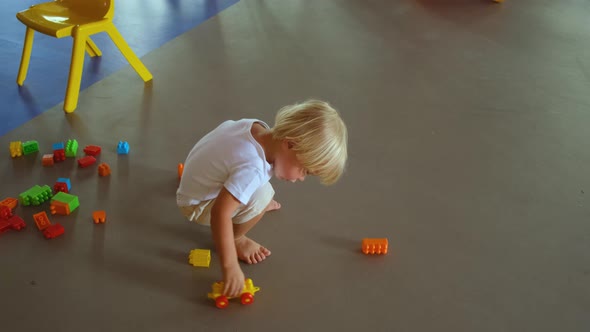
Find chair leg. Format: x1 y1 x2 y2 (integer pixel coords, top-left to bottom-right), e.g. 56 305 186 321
85 37 102 57
17 27 35 86
105 24 153 82
64 31 88 113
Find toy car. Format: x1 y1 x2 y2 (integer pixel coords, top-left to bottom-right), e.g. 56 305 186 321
207 278 260 309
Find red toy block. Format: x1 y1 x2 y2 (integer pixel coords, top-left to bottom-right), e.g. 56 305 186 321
362 238 389 255
42 154 55 167
98 162 111 177
78 156 97 168
0 220 11 234
0 205 12 220
0 197 18 210
83 145 101 156
43 223 64 239
54 182 69 194
7 216 26 231
50 200 70 215
53 149 66 162
92 211 106 224
33 211 51 231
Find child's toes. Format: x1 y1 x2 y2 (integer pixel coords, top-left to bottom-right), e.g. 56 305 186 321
261 247 271 256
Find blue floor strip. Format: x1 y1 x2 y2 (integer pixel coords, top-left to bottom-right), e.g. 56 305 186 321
0 0 239 137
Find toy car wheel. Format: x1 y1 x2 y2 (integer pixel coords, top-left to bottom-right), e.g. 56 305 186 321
215 296 229 309
240 292 254 305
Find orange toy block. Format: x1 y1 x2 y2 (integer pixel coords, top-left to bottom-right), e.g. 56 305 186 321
362 238 388 255
33 211 52 230
0 197 18 210
50 200 71 215
92 211 106 224
178 163 184 180
98 163 111 177
42 154 54 166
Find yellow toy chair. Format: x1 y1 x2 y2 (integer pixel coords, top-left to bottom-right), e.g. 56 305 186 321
16 0 153 113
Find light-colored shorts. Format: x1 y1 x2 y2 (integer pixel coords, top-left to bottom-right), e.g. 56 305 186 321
178 182 274 226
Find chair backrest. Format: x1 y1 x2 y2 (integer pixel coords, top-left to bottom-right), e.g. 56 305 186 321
58 0 114 19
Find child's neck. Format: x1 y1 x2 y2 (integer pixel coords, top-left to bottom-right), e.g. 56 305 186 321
251 123 279 165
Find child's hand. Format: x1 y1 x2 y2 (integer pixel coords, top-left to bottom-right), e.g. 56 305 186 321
222 264 245 297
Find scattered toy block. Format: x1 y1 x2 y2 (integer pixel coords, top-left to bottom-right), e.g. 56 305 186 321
52 142 64 150
189 249 211 267
57 178 71 191
117 141 130 154
53 182 69 194
92 211 106 224
42 154 55 167
51 192 79 213
19 185 53 206
178 163 184 180
50 200 70 215
22 140 39 155
9 141 23 158
7 216 26 231
33 211 51 231
0 220 10 234
98 163 111 177
0 205 13 220
65 139 78 157
53 149 66 162
77 155 97 168
43 223 64 239
83 145 101 156
362 238 388 255
0 198 18 210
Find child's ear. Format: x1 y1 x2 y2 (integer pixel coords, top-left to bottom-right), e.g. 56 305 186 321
282 139 295 150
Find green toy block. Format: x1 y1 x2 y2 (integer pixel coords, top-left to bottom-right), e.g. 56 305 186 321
65 139 78 157
22 140 39 155
51 192 80 212
19 185 52 206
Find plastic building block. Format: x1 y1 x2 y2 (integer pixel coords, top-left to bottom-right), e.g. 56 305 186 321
0 197 18 210
98 163 111 177
178 163 184 180
53 182 69 194
92 211 106 224
7 216 26 231
65 139 78 157
51 192 79 213
53 149 66 162
0 220 10 234
83 145 101 156
9 141 23 158
208 278 260 309
362 238 389 255
22 140 39 155
53 142 64 150
117 141 130 154
78 156 97 168
57 178 71 191
43 223 64 239
0 205 13 220
42 154 55 166
33 211 51 230
50 200 70 216
188 249 211 267
19 185 53 206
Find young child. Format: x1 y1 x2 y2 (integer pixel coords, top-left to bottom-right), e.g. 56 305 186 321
177 100 347 297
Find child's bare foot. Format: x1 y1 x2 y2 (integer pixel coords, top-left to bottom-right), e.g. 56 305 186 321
265 200 281 212
235 236 271 264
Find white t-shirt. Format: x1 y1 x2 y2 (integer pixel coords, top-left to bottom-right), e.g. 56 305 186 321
176 119 273 206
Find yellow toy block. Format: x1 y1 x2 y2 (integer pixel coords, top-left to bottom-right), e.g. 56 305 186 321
9 141 22 158
188 249 211 267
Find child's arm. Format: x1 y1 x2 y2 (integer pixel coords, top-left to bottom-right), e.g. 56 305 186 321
210 187 244 297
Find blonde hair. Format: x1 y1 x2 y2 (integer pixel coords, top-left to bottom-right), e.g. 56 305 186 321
271 100 348 185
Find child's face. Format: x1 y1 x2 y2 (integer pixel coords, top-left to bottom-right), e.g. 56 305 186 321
273 141 307 182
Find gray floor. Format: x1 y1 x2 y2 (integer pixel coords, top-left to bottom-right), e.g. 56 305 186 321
1 0 589 331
